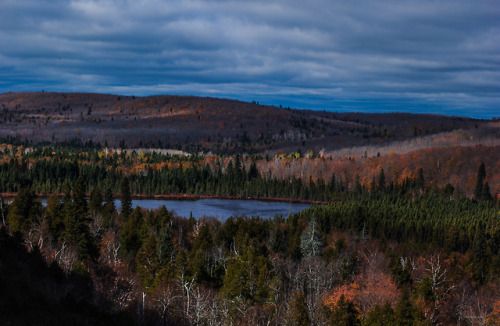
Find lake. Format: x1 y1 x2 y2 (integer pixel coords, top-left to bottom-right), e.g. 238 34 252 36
115 198 312 221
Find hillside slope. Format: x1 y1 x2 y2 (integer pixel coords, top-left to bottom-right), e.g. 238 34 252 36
0 92 489 154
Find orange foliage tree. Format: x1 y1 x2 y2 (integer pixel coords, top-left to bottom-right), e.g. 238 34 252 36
486 300 500 325
324 267 399 317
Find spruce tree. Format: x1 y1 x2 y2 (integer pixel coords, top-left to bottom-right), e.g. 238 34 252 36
378 169 386 191
72 177 88 220
327 295 361 326
88 186 102 215
474 162 486 200
120 176 132 220
102 186 116 228
482 182 493 201
63 177 96 261
45 194 63 240
6 187 40 234
416 168 425 189
248 159 258 180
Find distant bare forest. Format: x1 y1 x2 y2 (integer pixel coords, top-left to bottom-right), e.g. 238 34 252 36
1 92 495 155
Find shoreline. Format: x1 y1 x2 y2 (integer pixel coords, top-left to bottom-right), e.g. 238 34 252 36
0 192 328 205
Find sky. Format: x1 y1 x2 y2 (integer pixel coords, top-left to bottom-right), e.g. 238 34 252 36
1 0 499 118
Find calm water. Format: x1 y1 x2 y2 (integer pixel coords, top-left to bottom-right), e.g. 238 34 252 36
114 198 311 221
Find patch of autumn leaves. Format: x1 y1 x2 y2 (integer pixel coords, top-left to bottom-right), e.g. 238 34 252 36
487 300 500 325
324 282 360 312
324 269 399 316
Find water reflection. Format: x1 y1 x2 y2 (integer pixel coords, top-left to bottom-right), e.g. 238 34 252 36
116 198 311 221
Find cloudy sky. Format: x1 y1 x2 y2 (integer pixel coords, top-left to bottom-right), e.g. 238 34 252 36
1 0 499 118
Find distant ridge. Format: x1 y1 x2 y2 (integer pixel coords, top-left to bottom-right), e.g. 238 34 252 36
0 92 486 154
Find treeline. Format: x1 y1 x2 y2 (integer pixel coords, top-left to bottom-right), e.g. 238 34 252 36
0 149 345 201
4 146 496 204
1 176 499 324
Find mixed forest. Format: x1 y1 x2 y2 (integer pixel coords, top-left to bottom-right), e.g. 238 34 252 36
0 92 499 325
0 142 499 325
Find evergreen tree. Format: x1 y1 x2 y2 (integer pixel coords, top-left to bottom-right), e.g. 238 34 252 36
394 290 428 325
471 222 488 284
120 176 132 220
288 227 303 262
60 181 72 224
157 225 174 264
6 187 40 234
248 159 259 180
63 177 96 261
329 173 337 192
482 182 493 201
474 162 486 200
72 177 88 218
416 168 425 190
362 302 396 326
102 186 116 228
327 295 361 326
88 186 102 215
45 194 63 240
119 207 146 256
271 226 288 254
378 169 386 191
189 225 214 283
136 234 160 289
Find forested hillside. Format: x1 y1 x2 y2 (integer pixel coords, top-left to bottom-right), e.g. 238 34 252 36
1 173 499 325
0 92 494 154
0 141 499 325
0 143 498 200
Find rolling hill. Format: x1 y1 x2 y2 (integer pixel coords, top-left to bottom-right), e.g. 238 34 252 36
0 92 492 154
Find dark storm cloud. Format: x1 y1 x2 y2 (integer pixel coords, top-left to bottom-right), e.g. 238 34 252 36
1 0 499 118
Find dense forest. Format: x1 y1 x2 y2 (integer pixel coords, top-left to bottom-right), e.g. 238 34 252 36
0 145 334 202
0 143 499 325
1 142 499 201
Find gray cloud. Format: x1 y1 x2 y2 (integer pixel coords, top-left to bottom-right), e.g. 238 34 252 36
1 0 499 118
